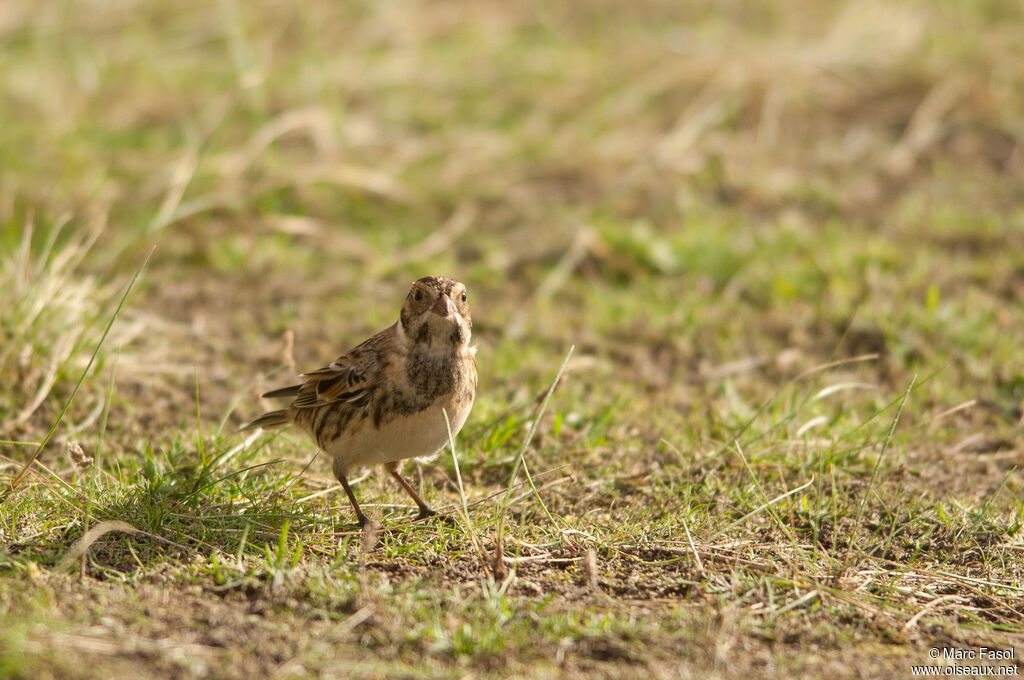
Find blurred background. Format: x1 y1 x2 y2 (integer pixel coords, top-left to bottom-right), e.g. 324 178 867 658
3 3 1024 677
2 0 1023 475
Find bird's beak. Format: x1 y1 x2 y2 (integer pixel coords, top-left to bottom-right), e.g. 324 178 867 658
431 294 452 317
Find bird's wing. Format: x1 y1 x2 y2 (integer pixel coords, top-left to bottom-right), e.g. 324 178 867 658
261 384 302 399
289 338 381 410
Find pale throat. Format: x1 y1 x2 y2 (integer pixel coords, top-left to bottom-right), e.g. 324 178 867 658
400 312 470 353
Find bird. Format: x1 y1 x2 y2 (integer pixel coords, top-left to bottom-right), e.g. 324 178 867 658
244 276 477 528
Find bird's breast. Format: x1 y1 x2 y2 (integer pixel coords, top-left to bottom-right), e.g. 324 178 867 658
326 389 475 470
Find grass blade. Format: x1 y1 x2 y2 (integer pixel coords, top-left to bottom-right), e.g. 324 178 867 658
495 345 574 547
853 375 916 532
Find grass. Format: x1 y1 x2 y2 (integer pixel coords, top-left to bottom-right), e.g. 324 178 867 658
2 0 1024 678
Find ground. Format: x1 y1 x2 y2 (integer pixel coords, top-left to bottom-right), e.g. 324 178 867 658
2 1 1024 678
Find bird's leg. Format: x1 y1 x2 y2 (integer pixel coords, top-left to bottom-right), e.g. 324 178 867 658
334 458 369 528
386 462 436 520
339 475 370 528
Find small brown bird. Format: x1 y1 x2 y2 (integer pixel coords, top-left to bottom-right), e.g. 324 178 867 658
245 276 477 527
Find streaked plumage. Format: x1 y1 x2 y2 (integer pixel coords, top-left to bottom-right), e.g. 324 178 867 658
245 276 477 527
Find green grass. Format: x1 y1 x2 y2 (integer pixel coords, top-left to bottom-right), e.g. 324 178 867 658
2 1 1024 678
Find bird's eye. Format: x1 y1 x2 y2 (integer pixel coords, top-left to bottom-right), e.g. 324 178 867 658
414 290 423 301
461 291 467 302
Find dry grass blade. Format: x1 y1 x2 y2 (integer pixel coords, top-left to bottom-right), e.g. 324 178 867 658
2 246 154 499
711 477 815 539
55 520 140 571
681 515 705 577
903 594 965 631
794 353 880 381
1 223 101 433
147 148 199 234
584 547 599 589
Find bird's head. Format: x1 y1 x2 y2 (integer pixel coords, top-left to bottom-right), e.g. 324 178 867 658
399 276 472 348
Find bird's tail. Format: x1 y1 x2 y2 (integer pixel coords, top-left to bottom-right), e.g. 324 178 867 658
242 409 291 431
